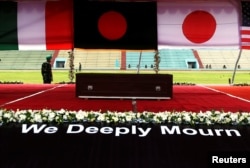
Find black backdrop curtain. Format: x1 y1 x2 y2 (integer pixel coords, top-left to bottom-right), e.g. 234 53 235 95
0 123 249 168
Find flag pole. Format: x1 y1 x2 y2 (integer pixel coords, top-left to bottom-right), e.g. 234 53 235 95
231 49 242 85
134 50 142 113
137 50 142 74
231 0 245 85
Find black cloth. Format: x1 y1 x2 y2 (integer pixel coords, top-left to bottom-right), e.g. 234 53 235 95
41 62 52 84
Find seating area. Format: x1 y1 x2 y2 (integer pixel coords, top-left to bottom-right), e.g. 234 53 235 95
126 51 155 70
74 49 121 70
239 50 250 69
57 49 121 70
196 49 250 70
0 49 249 70
0 50 53 70
159 49 198 69
126 49 198 70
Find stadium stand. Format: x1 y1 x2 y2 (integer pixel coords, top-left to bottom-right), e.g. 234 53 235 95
196 49 250 70
0 50 54 70
237 50 250 70
126 49 199 70
55 50 70 69
126 50 155 70
159 49 199 69
0 49 249 70
57 49 121 70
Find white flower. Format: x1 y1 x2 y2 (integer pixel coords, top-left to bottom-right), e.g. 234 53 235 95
18 114 27 122
76 112 85 120
3 113 11 119
183 113 191 122
230 113 238 122
58 109 66 114
112 116 119 122
177 117 182 123
48 112 56 121
125 115 133 122
33 113 43 123
97 114 105 122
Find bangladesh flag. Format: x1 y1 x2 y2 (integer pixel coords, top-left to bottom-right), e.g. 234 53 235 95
0 0 73 50
74 1 157 50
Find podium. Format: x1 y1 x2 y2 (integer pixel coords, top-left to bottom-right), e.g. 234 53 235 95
76 73 173 99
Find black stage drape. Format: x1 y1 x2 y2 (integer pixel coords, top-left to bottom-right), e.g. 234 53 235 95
0 123 249 168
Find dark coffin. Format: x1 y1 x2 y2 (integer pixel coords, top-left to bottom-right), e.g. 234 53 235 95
76 73 173 99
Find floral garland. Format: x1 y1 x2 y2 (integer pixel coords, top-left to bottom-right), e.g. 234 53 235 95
0 109 250 125
68 51 75 83
153 50 160 74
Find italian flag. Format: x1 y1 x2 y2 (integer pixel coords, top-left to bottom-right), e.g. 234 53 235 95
0 0 73 50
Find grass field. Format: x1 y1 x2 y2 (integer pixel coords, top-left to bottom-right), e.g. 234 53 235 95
0 70 250 84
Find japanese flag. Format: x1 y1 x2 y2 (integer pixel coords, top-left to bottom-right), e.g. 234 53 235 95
157 1 240 49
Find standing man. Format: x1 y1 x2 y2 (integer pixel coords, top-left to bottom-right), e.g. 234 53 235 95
41 54 53 84
79 62 82 72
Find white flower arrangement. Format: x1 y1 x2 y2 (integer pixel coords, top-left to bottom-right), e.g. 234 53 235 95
0 109 250 125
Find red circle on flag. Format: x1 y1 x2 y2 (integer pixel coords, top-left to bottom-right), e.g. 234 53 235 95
98 11 127 41
182 10 216 44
